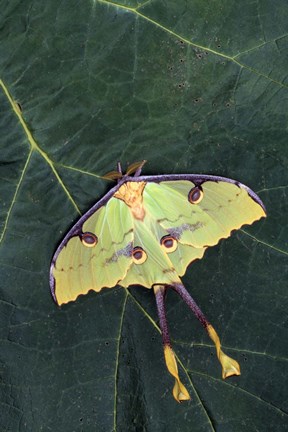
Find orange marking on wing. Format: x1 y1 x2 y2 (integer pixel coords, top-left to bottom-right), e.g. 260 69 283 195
114 181 146 220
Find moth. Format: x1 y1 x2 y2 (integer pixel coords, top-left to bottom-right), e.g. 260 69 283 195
50 161 266 402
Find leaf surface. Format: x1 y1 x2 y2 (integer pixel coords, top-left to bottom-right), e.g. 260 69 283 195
0 1 287 431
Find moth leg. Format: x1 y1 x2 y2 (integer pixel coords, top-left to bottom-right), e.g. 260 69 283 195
172 283 240 379
153 284 190 402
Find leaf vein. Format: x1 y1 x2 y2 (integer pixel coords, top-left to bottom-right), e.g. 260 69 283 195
97 0 288 89
0 78 81 215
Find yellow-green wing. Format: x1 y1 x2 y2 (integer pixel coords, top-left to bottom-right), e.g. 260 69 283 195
138 180 266 276
51 198 133 305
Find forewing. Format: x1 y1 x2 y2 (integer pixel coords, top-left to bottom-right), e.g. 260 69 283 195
143 180 266 248
51 198 133 305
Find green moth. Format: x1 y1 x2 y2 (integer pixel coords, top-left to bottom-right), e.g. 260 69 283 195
50 161 266 402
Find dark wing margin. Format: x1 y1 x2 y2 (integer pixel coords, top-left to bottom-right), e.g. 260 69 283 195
127 173 266 213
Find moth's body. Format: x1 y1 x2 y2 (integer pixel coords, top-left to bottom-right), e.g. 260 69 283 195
50 163 266 402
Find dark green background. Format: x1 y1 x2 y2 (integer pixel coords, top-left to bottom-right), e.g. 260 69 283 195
0 1 287 431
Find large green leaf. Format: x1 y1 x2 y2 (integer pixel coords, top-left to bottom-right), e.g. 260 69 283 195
1 1 287 431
